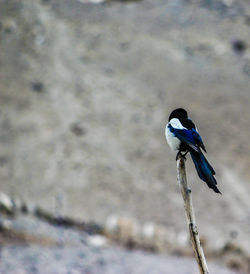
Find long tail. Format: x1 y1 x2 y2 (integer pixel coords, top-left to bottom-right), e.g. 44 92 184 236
190 150 221 194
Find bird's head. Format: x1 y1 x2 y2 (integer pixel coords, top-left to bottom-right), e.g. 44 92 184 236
168 108 188 121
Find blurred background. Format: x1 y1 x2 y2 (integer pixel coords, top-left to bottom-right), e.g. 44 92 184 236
0 0 250 273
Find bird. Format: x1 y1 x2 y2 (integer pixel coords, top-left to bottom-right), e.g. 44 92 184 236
165 108 221 194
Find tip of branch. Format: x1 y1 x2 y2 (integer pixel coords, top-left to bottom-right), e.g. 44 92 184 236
177 156 186 168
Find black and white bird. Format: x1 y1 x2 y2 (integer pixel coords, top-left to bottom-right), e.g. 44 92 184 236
165 108 221 194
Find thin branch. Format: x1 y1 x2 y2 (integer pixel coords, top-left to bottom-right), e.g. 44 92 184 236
176 155 209 274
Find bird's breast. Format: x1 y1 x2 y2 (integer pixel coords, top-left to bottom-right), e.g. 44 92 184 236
165 124 181 151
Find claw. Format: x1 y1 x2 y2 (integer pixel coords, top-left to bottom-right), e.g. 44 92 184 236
183 151 189 159
176 151 189 161
176 151 181 161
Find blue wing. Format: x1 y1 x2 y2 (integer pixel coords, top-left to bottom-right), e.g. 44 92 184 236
168 124 206 152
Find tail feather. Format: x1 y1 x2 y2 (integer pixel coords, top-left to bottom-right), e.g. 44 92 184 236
190 150 221 194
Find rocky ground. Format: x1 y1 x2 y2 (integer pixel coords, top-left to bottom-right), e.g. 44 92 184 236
0 209 245 274
0 192 248 273
1 0 250 272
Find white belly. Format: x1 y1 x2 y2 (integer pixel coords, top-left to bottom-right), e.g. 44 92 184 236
165 124 180 151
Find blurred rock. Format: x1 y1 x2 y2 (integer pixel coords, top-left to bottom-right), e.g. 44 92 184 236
0 219 12 231
231 40 247 54
87 234 108 247
0 192 15 215
30 81 45 93
70 122 86 136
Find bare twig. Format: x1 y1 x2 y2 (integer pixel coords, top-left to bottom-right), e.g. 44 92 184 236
177 155 209 274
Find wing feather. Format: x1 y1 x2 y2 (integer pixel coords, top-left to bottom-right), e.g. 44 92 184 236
168 124 201 152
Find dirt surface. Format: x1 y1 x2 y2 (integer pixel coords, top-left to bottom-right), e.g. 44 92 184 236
0 214 244 274
1 246 241 274
0 247 242 274
0 0 250 270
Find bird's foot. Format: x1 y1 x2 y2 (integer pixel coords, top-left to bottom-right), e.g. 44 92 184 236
182 151 189 159
176 151 182 161
176 151 188 161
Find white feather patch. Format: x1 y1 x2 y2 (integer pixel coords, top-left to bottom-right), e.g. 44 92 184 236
165 118 187 151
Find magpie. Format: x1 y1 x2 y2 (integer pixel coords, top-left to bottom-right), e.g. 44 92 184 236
165 108 221 194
